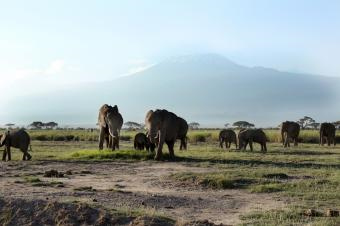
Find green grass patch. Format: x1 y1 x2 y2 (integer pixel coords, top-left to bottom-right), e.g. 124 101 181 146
70 149 155 161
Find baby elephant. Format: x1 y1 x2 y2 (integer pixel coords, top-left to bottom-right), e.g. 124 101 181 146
219 129 237 149
134 132 155 151
0 129 32 161
238 129 267 152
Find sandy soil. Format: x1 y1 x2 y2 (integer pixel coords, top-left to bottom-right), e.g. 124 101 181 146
0 160 286 225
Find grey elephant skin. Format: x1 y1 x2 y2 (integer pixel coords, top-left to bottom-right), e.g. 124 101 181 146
238 129 267 152
177 117 188 150
145 109 188 160
0 129 32 161
219 129 237 149
320 122 336 146
134 132 155 151
280 121 300 147
98 104 123 151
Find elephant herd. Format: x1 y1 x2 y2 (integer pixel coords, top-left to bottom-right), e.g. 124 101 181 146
0 104 337 161
98 105 189 160
98 104 337 160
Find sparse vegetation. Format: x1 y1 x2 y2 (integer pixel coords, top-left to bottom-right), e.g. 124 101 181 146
2 129 340 225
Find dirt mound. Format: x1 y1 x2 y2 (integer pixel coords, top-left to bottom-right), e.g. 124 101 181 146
0 198 174 226
0 198 116 225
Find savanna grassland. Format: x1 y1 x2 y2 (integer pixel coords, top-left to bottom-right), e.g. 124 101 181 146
1 129 340 225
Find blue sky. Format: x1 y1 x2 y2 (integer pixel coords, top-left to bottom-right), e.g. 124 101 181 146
1 0 340 98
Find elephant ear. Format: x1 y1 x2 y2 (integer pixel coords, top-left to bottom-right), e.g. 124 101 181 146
98 104 110 127
0 133 6 146
145 110 153 122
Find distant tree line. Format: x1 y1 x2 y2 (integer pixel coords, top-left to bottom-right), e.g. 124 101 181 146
28 121 58 130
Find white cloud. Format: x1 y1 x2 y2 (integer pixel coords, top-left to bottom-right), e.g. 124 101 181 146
45 59 65 75
2 59 65 82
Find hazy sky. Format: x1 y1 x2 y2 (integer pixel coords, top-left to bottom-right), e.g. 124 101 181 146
1 0 340 100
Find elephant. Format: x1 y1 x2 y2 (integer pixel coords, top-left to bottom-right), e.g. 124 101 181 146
134 133 153 151
238 129 267 152
145 109 188 160
320 122 336 146
177 117 188 150
219 129 237 149
280 121 300 147
0 129 32 161
98 104 123 151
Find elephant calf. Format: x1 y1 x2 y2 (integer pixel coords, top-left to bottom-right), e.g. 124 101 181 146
320 122 336 146
134 133 155 151
0 129 32 161
238 129 267 152
219 129 237 149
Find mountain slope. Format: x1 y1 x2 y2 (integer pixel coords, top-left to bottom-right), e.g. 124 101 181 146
5 54 340 127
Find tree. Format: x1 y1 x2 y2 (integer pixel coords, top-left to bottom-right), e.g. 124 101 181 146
188 122 200 130
309 122 320 130
45 122 58 129
124 121 142 130
29 121 44 129
224 123 230 128
5 123 15 129
297 116 316 129
333 121 340 129
232 121 255 129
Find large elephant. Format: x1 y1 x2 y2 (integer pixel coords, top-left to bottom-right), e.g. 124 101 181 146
134 132 155 151
0 129 32 161
320 122 336 146
98 104 123 151
219 129 237 149
238 129 267 152
177 117 188 150
145 109 188 160
280 121 300 147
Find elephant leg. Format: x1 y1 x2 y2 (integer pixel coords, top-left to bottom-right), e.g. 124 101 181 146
116 137 120 150
154 136 165 161
167 141 175 160
249 141 253 151
7 147 11 161
262 142 267 152
328 137 331 146
293 138 297 146
243 141 247 151
109 136 113 148
111 137 116 151
182 138 187 150
2 149 7 161
99 127 105 150
219 139 223 148
235 141 238 149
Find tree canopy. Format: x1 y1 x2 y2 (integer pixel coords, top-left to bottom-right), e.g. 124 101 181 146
232 121 255 128
188 122 200 130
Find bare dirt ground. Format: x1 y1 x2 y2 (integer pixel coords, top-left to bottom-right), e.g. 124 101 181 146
0 160 286 225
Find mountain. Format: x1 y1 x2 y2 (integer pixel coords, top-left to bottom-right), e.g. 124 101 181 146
4 54 340 127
